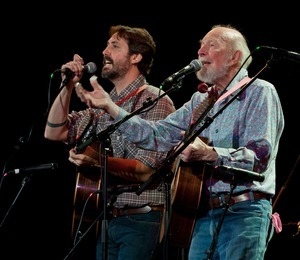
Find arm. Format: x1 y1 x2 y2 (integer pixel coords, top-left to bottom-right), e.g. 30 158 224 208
211 81 284 173
69 146 155 182
176 80 284 172
44 54 85 141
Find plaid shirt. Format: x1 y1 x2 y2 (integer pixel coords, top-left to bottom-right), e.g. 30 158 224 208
67 75 176 207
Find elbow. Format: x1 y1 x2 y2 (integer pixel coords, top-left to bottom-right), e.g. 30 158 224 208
44 130 52 140
44 129 55 140
44 128 67 142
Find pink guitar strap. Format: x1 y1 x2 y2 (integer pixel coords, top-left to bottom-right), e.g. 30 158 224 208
215 76 251 104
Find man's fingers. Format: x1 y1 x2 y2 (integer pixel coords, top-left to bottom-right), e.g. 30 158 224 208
90 76 104 91
75 82 83 90
73 54 83 63
74 82 87 101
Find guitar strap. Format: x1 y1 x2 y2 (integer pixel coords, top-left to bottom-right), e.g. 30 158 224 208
215 76 251 104
115 84 148 106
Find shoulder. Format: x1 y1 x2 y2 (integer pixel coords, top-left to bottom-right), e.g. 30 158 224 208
143 84 162 94
249 78 279 97
239 78 282 107
251 78 275 89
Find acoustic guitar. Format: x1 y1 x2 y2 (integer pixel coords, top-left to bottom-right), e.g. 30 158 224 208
71 143 121 237
71 156 131 241
168 157 206 248
168 86 217 248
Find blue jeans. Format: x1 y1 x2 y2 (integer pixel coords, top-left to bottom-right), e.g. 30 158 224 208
188 199 274 260
96 211 163 260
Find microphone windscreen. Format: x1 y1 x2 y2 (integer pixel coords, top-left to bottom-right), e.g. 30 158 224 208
190 59 202 70
85 62 97 73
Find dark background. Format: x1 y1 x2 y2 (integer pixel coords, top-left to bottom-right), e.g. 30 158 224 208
0 4 299 259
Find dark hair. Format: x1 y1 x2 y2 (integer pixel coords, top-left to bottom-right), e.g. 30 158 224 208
109 25 156 75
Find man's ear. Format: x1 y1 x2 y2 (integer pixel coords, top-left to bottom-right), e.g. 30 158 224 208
131 53 142 64
231 50 242 65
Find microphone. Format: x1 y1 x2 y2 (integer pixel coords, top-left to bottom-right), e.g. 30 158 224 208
215 165 265 182
258 46 300 63
60 62 97 87
4 163 58 176
61 62 97 74
162 59 202 85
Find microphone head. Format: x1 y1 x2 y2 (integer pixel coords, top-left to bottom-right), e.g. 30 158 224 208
190 59 202 71
85 62 97 73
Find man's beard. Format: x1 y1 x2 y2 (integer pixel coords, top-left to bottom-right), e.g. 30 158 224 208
197 64 228 85
101 59 131 81
101 69 119 80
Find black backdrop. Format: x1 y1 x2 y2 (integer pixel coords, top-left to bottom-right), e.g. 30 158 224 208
1 4 299 259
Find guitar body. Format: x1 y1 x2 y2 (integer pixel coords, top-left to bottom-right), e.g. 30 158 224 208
71 167 102 240
169 159 206 248
71 138 104 241
71 164 126 240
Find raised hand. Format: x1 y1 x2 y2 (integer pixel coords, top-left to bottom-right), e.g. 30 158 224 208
75 76 120 118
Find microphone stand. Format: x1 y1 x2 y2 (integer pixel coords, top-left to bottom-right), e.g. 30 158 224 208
0 175 31 230
204 178 237 260
63 209 104 260
99 139 111 260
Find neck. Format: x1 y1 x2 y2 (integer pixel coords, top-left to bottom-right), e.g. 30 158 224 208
112 72 142 94
214 68 242 92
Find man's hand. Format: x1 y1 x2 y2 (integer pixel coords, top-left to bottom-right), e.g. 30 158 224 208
179 133 218 162
68 146 100 167
74 76 120 118
61 54 85 86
